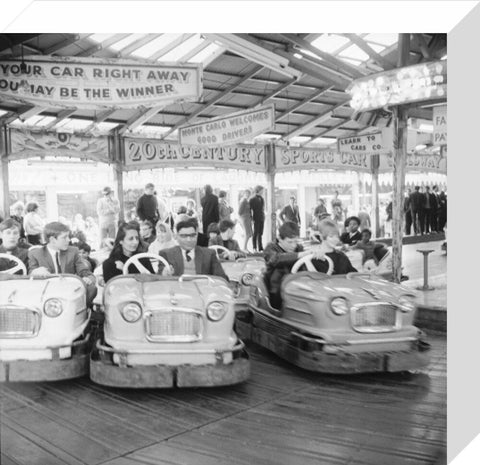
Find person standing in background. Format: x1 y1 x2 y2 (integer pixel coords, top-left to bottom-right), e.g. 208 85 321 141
218 190 233 221
409 186 422 235
96 186 120 249
249 185 265 252
423 186 433 234
23 202 44 245
136 183 159 225
280 196 301 226
313 198 327 223
10 201 26 240
403 188 412 235
238 189 253 251
200 184 219 235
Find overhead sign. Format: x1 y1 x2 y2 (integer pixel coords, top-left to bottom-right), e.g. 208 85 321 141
433 104 447 146
9 128 109 162
276 147 374 172
337 132 387 155
178 105 275 147
379 152 447 174
0 55 202 109
124 138 267 172
347 60 447 112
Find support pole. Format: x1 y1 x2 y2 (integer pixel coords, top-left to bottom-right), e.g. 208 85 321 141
391 33 410 283
371 154 380 238
0 126 9 219
267 143 276 242
111 130 125 222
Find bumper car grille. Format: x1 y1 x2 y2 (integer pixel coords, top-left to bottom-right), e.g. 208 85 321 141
146 311 203 342
0 306 40 337
351 304 398 332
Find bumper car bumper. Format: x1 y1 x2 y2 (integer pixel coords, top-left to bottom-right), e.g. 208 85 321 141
0 332 91 382
90 339 250 388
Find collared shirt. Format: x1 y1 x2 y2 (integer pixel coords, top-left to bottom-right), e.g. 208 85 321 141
181 247 195 263
46 246 60 273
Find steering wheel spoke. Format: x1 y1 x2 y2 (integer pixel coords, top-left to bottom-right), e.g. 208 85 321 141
122 253 172 275
291 253 334 275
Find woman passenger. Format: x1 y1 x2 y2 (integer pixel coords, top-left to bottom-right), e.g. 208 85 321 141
148 221 177 255
102 221 154 283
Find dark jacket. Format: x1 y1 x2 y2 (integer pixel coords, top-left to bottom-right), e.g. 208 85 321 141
340 230 362 245
249 194 265 222
208 236 245 257
311 251 357 274
280 204 300 225
264 241 304 301
157 245 228 280
136 194 159 222
409 191 423 212
201 193 219 232
102 251 155 283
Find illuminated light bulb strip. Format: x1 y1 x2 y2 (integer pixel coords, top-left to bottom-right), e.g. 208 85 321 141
346 60 447 112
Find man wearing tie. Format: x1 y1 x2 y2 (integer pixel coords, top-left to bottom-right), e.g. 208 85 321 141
157 217 228 280
28 222 97 305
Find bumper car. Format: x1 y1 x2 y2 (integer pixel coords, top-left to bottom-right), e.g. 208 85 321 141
236 253 430 374
210 245 265 313
0 254 92 382
90 253 250 388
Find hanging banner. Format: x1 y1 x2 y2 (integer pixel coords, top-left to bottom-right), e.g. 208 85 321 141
124 138 267 172
0 56 202 109
276 147 373 172
379 152 447 174
337 131 388 155
178 104 275 147
9 128 109 161
433 104 447 146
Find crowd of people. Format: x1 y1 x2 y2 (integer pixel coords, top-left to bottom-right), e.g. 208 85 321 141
0 182 444 310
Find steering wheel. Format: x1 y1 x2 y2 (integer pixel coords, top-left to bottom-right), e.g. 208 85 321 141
123 253 172 275
209 245 230 258
0 253 27 275
291 253 334 275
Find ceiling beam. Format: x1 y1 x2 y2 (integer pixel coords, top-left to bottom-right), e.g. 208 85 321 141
276 86 334 122
149 34 196 61
257 78 297 106
115 33 162 57
283 101 349 140
16 106 46 122
235 34 350 89
160 64 263 139
412 34 432 61
280 34 366 79
44 34 89 55
82 108 117 133
343 33 396 70
301 119 348 145
76 33 130 57
42 108 77 130
0 34 42 54
118 105 166 135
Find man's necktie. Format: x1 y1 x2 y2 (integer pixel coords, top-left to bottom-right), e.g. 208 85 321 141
55 251 62 273
185 250 192 262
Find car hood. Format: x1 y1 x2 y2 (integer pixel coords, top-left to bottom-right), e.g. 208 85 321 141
0 275 85 308
283 272 416 303
105 275 232 310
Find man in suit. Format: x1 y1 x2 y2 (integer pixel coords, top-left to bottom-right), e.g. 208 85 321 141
340 216 362 245
249 185 265 252
280 196 301 226
409 186 423 235
0 218 30 273
28 222 97 305
158 217 228 280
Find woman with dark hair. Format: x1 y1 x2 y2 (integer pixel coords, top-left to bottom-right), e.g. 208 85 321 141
102 221 154 283
23 202 44 245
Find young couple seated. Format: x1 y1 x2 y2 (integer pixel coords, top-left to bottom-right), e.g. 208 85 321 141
102 218 228 283
264 220 357 309
0 219 97 306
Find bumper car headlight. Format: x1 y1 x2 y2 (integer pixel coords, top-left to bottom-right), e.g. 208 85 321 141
330 297 349 316
44 298 63 318
121 302 142 323
241 273 254 286
207 301 227 321
399 295 416 313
